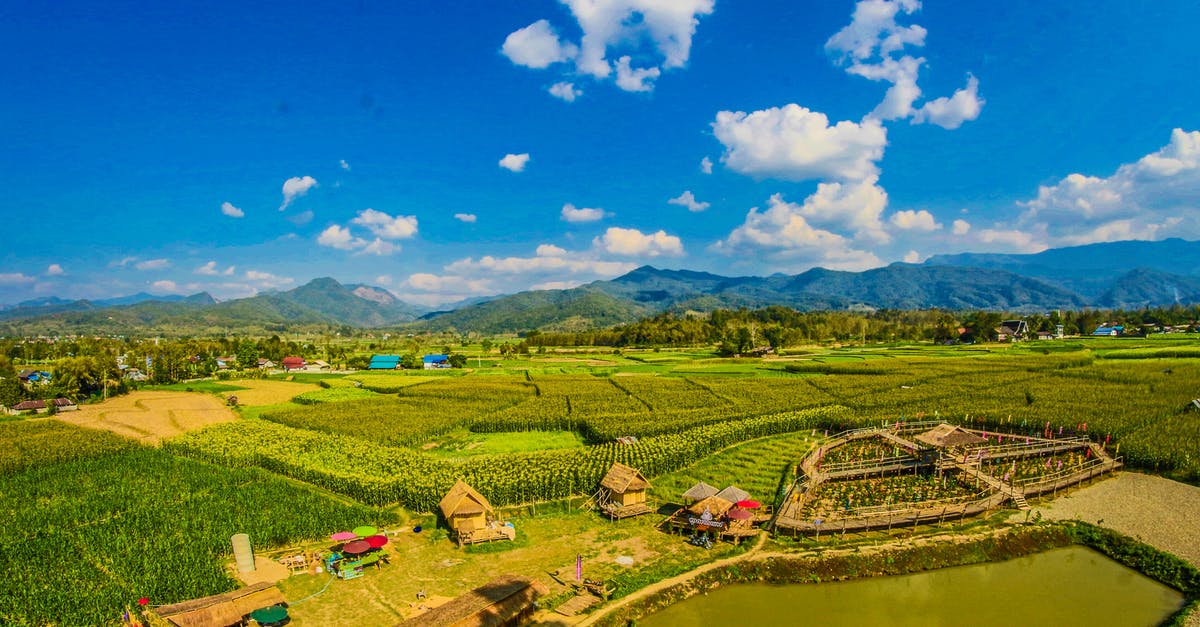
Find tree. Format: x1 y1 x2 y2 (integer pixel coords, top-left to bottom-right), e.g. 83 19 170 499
401 353 422 370
236 341 260 371
481 339 494 354
448 354 467 368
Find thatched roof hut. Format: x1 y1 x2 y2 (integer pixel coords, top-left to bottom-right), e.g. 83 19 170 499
400 575 548 627
715 485 751 504
681 481 719 503
600 463 650 502
150 582 285 627
439 480 495 536
914 424 986 448
688 495 734 518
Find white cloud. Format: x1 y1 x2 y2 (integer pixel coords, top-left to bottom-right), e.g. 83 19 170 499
531 280 586 291
287 210 314 226
1015 128 1200 247
195 261 235 276
317 225 366 251
536 244 567 257
713 194 884 271
498 153 531 172
339 159 351 171
112 256 138 268
700 156 713 174
825 0 924 64
561 203 609 223
974 228 1045 253
501 19 578 69
593 226 684 257
454 213 478 223
45 264 65 277
614 56 660 92
220 201 245 218
713 104 888 182
889 209 942 231
668 190 710 212
548 82 582 102
134 258 171 271
244 270 294 289
151 280 179 293
445 252 636 277
912 75 984 129
902 250 921 263
279 175 317 210
360 238 399 256
952 219 971 235
405 273 494 294
788 180 891 243
351 208 418 239
0 273 35 285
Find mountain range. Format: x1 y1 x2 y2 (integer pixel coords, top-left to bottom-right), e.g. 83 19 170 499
2 239 1198 335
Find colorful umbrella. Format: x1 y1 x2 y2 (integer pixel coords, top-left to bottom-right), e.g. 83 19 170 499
330 531 357 541
726 509 753 520
249 605 288 624
365 534 388 548
352 525 378 537
735 500 761 509
342 540 371 555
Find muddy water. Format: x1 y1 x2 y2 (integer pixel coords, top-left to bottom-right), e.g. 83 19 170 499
640 546 1183 626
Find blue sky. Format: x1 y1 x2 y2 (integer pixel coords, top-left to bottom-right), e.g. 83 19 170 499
2 1 1198 306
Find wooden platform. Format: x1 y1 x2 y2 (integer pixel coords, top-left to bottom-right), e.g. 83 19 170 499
601 502 654 520
556 594 601 616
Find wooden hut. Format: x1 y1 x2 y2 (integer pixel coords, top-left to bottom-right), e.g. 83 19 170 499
439 480 512 545
400 575 548 627
914 424 986 449
681 481 719 504
595 462 654 520
147 582 285 627
715 485 751 505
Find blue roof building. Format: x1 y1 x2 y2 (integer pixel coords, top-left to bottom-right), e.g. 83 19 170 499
369 354 401 370
1093 325 1124 336
423 354 450 369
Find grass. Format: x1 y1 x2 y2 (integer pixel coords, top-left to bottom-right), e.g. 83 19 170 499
651 431 818 507
149 380 247 394
422 429 587 460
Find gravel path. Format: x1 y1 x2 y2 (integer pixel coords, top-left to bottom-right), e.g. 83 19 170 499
1022 472 1200 567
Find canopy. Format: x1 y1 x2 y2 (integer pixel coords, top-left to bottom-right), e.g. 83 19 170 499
715 485 751 503
365 534 388 548
727 509 753 520
330 531 357 541
735 500 761 509
343 540 371 555
681 481 719 502
249 605 288 624
353 525 378 537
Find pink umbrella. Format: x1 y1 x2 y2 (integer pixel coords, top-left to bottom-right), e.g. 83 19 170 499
365 535 388 548
342 540 371 555
330 531 357 541
735 500 761 509
727 509 753 520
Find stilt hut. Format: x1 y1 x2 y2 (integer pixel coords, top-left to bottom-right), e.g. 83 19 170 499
595 462 654 520
681 481 719 505
439 480 512 545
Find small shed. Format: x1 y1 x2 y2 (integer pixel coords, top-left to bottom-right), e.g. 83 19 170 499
439 480 510 544
149 582 285 627
914 424 986 448
681 481 719 504
595 462 653 519
400 575 548 627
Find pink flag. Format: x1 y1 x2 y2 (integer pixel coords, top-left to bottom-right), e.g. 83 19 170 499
576 554 582 581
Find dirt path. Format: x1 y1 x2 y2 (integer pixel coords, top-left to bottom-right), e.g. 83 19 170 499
57 390 236 444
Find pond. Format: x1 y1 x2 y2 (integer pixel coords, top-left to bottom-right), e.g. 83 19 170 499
640 547 1184 627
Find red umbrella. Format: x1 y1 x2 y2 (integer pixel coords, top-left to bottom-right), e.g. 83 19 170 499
727 509 753 520
735 500 761 509
365 534 388 548
342 540 371 555
330 531 357 541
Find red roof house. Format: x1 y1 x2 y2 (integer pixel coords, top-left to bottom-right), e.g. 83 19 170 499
281 356 307 371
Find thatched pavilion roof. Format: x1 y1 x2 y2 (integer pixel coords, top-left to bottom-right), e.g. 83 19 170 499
688 495 734 518
400 575 548 627
914 424 987 448
599 462 650 494
152 582 284 627
715 485 751 504
439 480 494 520
681 481 719 501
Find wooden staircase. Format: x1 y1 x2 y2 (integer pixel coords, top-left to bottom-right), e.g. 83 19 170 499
1010 493 1031 510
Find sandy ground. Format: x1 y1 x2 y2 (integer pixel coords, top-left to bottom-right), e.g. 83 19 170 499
57 390 236 444
1020 472 1200 567
220 379 320 406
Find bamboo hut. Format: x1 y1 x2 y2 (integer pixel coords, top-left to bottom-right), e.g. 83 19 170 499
439 480 512 545
914 424 986 448
147 582 285 627
400 575 548 627
681 481 719 504
594 462 654 520
714 485 751 504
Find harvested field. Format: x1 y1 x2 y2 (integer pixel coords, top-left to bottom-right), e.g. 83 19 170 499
1021 472 1200 567
57 391 236 445
220 379 321 406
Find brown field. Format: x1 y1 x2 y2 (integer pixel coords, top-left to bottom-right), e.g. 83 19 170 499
220 379 321 406
57 390 236 444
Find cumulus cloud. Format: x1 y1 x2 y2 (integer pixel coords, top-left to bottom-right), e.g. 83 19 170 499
713 193 885 271
0 273 36 285
501 19 578 68
712 105 888 182
912 75 984 129
536 244 567 257
952 219 971 235
279 175 317 211
1015 128 1200 247
668 190 710 212
788 180 891 243
503 0 714 93
902 250 922 263
360 238 399 256
825 0 924 64
351 208 418 239
593 227 684 257
889 209 942 231
561 203 609 222
134 258 171 271
444 251 636 277
220 201 245 218
195 261 235 276
244 270 295 289
700 156 713 174
548 82 582 102
317 225 365 251
339 159 351 171
498 153 531 172
454 213 478 223
45 264 65 276
151 280 179 293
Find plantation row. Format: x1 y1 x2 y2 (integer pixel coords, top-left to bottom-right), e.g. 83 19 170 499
166 405 851 511
0 420 140 473
0 423 392 627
